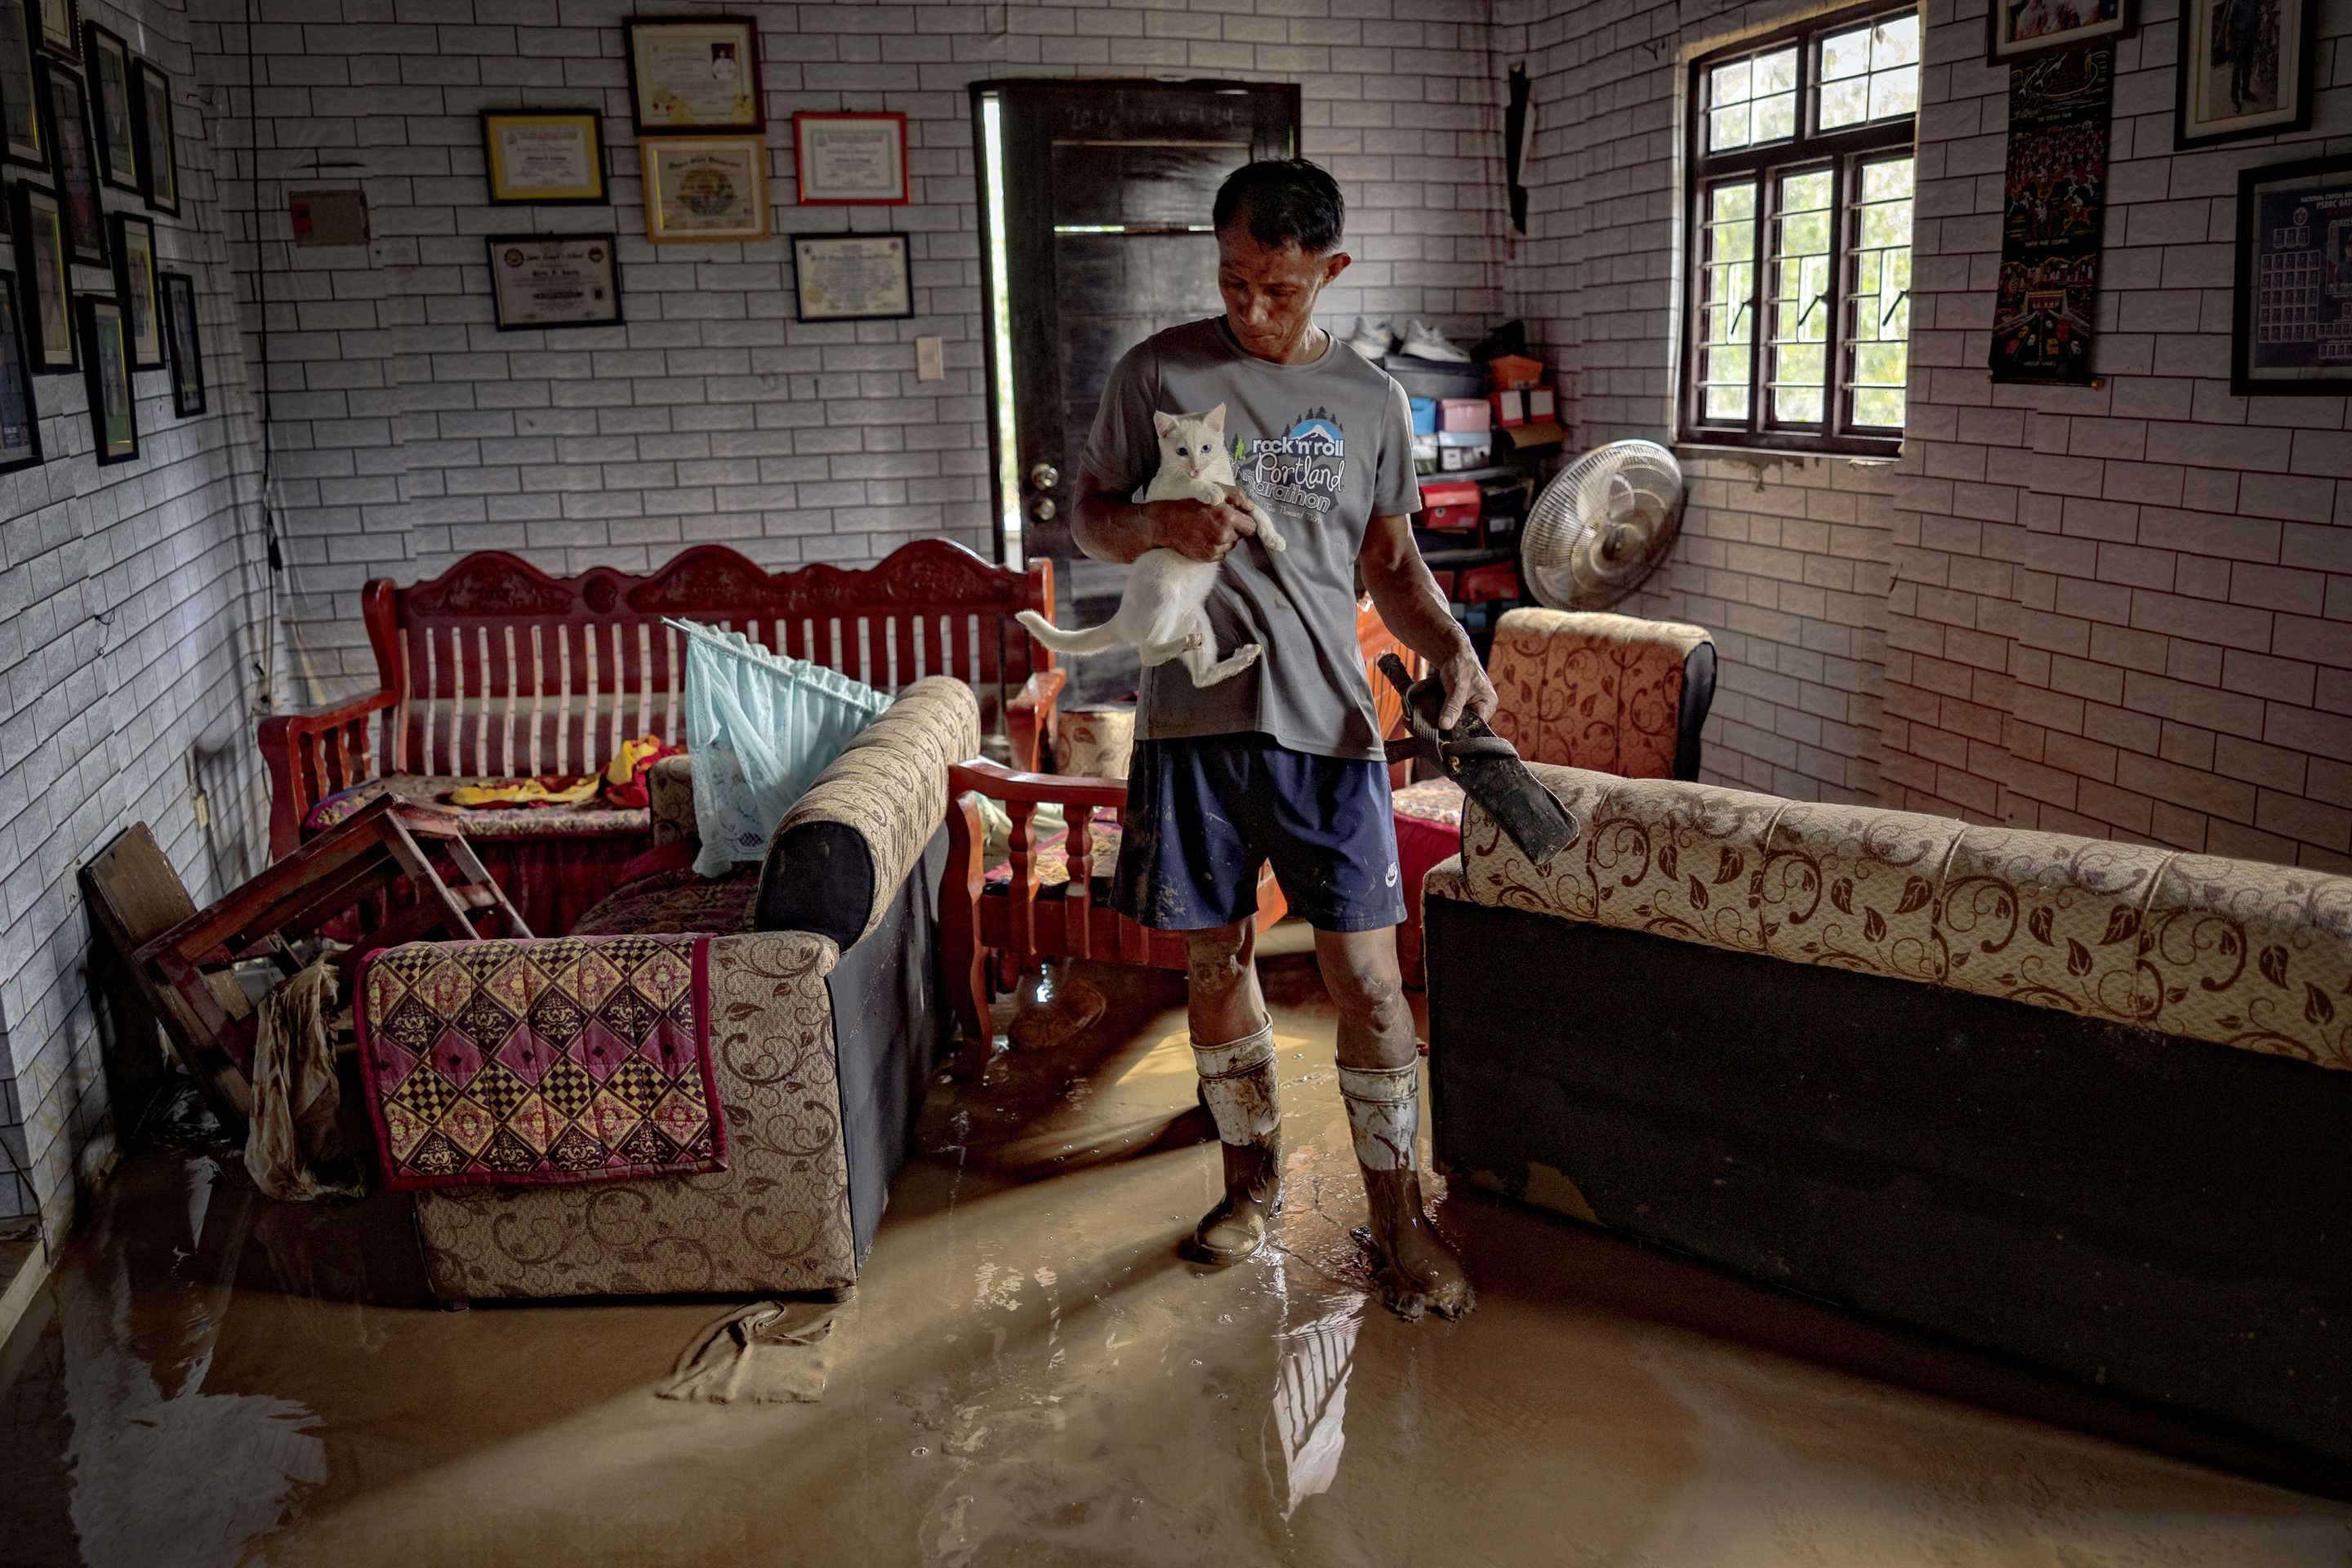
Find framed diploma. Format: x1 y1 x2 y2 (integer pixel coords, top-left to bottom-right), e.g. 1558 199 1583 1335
641 134 768 243
42 61 104 265
487 234 622 330
82 20 131 188
12 180 71 370
131 56 174 214
792 111 907 205
34 0 71 60
626 16 761 133
113 210 159 367
80 292 134 466
791 232 913 322
0 270 40 470
160 270 203 416
482 110 606 204
2 0 42 167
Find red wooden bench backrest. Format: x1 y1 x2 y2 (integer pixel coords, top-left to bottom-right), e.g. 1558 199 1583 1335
363 539 1053 778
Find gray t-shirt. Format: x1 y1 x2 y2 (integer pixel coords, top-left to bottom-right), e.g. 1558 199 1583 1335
1081 317 1420 762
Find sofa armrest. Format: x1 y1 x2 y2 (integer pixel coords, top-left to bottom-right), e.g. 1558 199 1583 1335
1006 666 1066 773
258 688 402 862
755 677 981 947
648 755 697 845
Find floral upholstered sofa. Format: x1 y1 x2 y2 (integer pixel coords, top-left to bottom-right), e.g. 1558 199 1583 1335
361 677 978 1302
1425 766 2352 1472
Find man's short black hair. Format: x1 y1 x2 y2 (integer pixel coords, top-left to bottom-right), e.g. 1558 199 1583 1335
1213 158 1345 255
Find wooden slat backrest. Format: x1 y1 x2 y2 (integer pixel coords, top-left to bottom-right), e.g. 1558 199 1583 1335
364 540 1052 778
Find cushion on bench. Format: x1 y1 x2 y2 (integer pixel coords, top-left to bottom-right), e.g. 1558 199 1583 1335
572 867 759 938
306 775 650 840
1445 763 2352 1071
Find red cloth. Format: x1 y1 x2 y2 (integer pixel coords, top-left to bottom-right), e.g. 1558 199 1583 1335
1392 780 1467 989
617 840 700 885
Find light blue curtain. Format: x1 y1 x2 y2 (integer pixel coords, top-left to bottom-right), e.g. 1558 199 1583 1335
670 618 892 877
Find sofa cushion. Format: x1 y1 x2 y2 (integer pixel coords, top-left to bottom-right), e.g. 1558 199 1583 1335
1446 763 2352 1072
572 866 759 938
306 775 650 840
756 676 982 946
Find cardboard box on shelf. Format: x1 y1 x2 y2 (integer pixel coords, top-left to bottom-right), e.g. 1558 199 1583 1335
1489 389 1526 428
1418 479 1482 531
1499 420 1565 450
1526 386 1556 420
1438 398 1490 433
1487 354 1544 390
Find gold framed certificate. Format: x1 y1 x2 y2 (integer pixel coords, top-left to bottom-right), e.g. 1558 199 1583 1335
487 234 622 330
641 135 768 243
483 110 606 204
792 111 907 204
791 232 913 322
626 16 761 133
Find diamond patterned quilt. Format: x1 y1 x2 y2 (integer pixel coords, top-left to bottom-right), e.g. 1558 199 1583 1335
356 934 724 1191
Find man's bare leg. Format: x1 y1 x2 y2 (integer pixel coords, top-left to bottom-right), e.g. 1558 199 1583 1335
1183 919 1281 1263
1313 925 1474 1321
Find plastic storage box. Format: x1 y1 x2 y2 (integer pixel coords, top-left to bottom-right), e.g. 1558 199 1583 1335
1409 396 1438 434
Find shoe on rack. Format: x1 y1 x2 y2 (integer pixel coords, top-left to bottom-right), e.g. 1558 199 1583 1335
1345 316 1397 361
1399 320 1472 363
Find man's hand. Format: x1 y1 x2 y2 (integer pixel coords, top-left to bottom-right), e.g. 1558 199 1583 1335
1437 646 1499 731
1147 487 1261 563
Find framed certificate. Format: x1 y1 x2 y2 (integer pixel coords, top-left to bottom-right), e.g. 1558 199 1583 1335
792 111 907 204
2229 154 2352 394
791 232 913 322
12 180 71 370
42 61 103 265
0 270 42 470
131 56 173 213
160 270 202 416
81 20 131 188
34 0 70 60
641 134 768 243
80 293 134 466
114 211 159 367
626 16 761 133
483 110 606 204
2 0 42 167
487 234 622 330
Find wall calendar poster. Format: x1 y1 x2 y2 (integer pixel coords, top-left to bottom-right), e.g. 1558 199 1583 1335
1989 47 2113 385
2230 154 2352 393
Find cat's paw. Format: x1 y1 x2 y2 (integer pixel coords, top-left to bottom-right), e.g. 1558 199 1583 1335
1182 632 1205 651
1258 527 1288 553
1236 642 1263 664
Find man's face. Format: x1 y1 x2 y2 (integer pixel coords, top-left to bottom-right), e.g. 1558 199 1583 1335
1217 224 1351 362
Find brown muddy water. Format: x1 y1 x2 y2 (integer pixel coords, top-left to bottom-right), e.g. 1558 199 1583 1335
2 949 2347 1566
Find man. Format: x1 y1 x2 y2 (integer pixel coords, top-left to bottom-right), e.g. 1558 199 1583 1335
1071 158 1494 1322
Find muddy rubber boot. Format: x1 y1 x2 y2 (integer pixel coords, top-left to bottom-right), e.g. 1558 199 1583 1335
1185 1021 1281 1265
1339 1063 1475 1322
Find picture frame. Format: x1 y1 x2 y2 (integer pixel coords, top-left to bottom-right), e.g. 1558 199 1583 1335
791 232 913 322
0 270 43 470
130 56 173 214
485 233 623 330
159 269 200 416
1987 0 2132 63
82 20 131 189
1 0 42 166
481 109 607 204
2227 153 2352 394
159 268 199 416
113 211 158 368
40 60 104 265
79 292 134 465
34 0 71 60
640 134 769 243
2176 0 2314 148
12 180 71 370
791 111 908 205
625 16 762 134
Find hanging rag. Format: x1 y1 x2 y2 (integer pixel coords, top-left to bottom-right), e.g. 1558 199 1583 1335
246 960 364 1202
656 1298 844 1404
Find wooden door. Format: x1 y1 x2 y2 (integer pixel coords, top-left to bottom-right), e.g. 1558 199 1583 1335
974 79 1299 703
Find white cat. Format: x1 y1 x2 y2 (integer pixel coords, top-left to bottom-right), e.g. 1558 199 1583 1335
1016 403 1287 688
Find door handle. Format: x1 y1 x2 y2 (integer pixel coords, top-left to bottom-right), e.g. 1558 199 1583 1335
1027 462 1060 490
1030 497 1058 521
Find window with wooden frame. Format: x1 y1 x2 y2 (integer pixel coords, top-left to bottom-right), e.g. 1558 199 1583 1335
1684 7 1919 455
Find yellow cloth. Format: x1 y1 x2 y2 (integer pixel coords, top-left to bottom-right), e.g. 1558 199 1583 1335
446 736 669 808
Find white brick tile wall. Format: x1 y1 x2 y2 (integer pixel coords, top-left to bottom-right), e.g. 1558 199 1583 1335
0 1 273 1224
1502 0 2352 872
192 0 1510 707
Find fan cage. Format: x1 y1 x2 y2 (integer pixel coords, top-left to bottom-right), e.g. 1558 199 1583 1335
1518 439 1686 612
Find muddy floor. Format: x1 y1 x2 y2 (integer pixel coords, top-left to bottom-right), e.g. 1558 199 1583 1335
2 946 2348 1566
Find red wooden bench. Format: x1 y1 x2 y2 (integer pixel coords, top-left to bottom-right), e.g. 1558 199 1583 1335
259 539 1062 935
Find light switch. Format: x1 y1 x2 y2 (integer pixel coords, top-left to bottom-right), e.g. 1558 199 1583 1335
916 335 945 381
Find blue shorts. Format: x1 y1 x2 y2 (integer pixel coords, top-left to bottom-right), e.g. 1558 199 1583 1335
1112 733 1406 933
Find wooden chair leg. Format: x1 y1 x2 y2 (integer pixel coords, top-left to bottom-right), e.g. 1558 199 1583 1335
942 793 996 1064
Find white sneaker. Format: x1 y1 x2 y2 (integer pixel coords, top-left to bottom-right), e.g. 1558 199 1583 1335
1401 319 1471 363
1345 316 1396 361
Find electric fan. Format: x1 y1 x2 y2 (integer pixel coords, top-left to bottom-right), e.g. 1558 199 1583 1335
1517 439 1686 611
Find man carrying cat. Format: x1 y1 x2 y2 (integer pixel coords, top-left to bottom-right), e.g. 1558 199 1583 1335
1071 158 1497 1322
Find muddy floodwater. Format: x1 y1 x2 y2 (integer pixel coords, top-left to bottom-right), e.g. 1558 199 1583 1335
2 947 2348 1566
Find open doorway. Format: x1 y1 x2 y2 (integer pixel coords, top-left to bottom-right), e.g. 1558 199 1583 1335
973 78 1299 704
